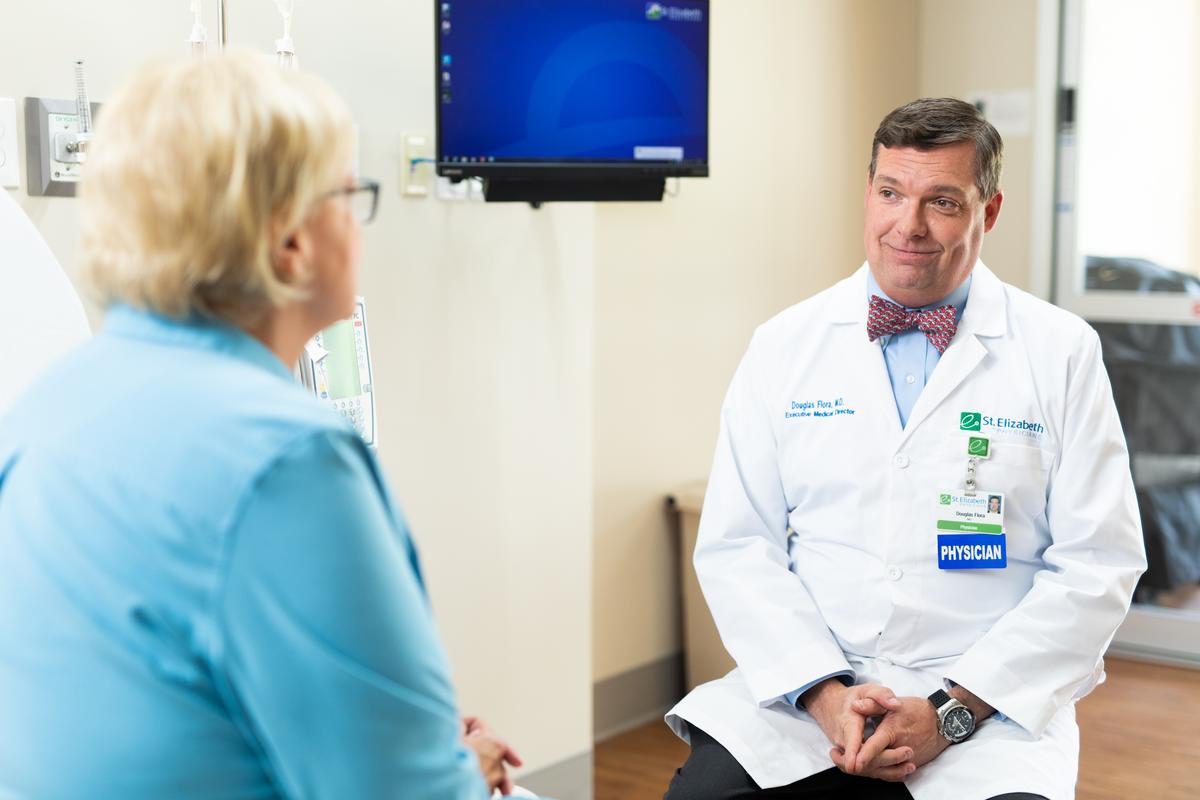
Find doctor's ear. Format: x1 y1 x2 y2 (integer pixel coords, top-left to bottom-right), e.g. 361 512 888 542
982 190 1004 233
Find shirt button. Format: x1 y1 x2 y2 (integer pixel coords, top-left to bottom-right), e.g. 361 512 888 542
887 566 903 581
905 374 916 385
894 454 910 469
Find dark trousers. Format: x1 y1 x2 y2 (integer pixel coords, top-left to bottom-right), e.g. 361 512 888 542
663 726 1048 800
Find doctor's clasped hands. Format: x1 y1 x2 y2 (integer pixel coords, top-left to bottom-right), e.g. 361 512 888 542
819 680 996 781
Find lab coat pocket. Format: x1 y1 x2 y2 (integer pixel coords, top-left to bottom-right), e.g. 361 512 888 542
980 442 1053 514
940 436 1054 563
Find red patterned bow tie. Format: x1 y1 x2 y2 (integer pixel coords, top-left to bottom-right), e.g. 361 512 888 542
867 294 958 354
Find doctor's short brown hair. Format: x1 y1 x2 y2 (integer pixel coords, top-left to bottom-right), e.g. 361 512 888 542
869 97 1004 201
79 51 355 327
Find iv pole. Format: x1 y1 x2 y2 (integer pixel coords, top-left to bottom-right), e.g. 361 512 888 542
217 0 227 50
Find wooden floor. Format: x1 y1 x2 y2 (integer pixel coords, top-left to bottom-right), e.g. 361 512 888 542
594 658 1200 800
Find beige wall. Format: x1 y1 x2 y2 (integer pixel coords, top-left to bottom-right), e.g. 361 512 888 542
918 0 1040 292
591 0 1053 689
1 0 593 782
592 0 921 684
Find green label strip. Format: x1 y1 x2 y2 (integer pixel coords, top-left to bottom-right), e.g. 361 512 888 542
937 520 1003 534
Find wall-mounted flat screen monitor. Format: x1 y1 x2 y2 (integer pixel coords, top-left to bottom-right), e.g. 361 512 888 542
435 0 709 197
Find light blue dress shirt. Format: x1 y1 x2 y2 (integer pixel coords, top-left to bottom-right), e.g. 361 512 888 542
868 272 972 429
0 306 491 799
782 273 971 709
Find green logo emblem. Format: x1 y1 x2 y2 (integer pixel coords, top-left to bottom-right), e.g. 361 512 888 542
959 412 982 431
967 436 990 458
939 493 952 505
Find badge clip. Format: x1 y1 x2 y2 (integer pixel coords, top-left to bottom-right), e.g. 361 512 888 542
967 435 991 459
963 436 991 495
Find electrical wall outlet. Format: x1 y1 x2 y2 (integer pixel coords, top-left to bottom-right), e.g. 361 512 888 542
401 133 433 197
0 98 19 189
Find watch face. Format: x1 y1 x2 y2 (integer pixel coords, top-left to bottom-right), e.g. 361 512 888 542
944 706 974 740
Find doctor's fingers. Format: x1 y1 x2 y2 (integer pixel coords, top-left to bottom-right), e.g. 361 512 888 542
837 715 868 763
829 745 856 774
838 734 917 782
851 696 897 716
859 759 918 783
861 744 914 770
830 744 913 782
850 685 902 714
853 724 900 772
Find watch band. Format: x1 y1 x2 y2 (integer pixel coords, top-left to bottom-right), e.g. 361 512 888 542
928 689 952 709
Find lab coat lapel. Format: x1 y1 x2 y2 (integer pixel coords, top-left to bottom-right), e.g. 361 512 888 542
827 265 905 439
897 262 1008 447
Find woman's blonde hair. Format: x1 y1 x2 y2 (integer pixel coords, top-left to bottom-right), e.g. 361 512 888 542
80 50 356 326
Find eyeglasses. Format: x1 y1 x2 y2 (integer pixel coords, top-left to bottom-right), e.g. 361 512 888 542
323 179 381 224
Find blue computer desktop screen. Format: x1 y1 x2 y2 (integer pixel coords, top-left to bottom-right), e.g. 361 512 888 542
437 0 709 165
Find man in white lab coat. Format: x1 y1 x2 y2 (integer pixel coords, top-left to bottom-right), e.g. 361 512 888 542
664 98 1146 800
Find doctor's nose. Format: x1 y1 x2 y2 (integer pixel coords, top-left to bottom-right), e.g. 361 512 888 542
895 203 928 239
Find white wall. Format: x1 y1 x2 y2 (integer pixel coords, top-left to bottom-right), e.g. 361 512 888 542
592 0 920 684
0 0 593 783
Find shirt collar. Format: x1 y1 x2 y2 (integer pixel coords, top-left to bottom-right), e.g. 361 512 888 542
102 304 295 382
866 271 973 323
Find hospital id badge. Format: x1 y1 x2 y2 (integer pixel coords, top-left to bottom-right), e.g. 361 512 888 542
935 491 1007 569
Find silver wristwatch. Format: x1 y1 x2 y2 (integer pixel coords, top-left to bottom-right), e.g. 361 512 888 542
928 689 976 743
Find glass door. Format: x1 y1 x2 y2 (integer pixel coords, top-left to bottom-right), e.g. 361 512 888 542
1055 0 1200 665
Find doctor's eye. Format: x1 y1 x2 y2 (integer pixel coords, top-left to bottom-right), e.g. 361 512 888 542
879 188 898 200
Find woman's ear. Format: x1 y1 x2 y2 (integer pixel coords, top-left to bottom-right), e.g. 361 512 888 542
272 222 312 286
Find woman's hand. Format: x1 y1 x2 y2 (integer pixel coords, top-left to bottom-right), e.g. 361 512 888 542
463 716 523 795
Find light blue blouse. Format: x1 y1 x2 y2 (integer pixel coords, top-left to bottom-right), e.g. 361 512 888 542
0 306 490 799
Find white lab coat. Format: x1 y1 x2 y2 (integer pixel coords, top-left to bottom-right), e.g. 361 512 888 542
666 263 1146 800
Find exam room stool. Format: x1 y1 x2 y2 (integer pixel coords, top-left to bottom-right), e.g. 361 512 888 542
670 480 736 692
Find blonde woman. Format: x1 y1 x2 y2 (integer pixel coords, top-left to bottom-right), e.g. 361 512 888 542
0 53 521 799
